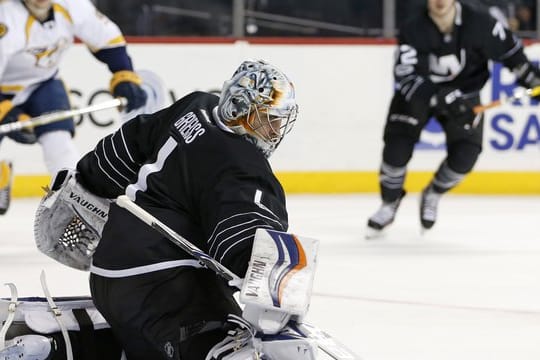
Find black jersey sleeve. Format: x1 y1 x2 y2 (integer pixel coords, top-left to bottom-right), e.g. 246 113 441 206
194 140 288 278
393 24 438 105
77 108 169 198
474 11 528 69
203 181 288 278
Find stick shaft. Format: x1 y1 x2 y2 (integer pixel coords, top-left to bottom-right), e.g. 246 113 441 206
473 85 540 114
0 97 127 135
115 195 241 284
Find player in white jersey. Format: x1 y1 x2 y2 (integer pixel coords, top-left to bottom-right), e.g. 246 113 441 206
0 0 147 215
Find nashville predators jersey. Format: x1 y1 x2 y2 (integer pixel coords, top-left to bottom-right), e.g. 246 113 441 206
0 0 126 103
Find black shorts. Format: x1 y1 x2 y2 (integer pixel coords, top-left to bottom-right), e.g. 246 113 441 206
383 91 484 149
90 267 241 360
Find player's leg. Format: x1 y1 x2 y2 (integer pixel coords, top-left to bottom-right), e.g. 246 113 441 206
90 267 242 360
367 93 429 235
420 113 483 230
0 159 12 215
23 78 79 175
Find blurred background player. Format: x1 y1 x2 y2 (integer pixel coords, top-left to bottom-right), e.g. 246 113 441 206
0 0 147 215
70 60 299 359
367 0 540 235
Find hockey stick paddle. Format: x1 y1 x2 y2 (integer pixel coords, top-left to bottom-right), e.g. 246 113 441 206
0 97 127 135
115 195 362 360
473 85 540 114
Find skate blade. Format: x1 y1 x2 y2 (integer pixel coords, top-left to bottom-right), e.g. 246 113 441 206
420 226 433 236
364 226 385 240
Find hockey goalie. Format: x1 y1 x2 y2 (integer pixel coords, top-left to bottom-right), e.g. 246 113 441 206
1 60 359 359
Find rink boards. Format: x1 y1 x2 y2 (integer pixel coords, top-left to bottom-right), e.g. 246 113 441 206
4 39 539 195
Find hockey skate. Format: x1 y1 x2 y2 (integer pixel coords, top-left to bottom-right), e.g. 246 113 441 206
420 185 442 232
0 335 53 360
365 191 405 239
0 160 13 215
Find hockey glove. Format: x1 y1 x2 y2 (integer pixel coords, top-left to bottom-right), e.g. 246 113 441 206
110 70 148 112
434 88 476 128
514 62 540 100
0 100 37 144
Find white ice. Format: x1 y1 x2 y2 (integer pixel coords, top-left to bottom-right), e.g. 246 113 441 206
1 194 539 360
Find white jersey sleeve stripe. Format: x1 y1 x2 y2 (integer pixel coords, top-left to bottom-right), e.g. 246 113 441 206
207 211 283 247
218 234 257 264
92 152 124 190
99 140 131 183
119 127 136 163
210 222 271 256
110 134 137 175
208 217 262 251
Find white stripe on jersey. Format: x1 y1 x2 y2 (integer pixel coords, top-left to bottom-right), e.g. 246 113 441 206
210 222 271 256
126 137 177 200
207 211 283 248
119 127 136 164
90 259 203 278
217 226 275 264
92 152 124 190
100 140 130 182
110 132 137 174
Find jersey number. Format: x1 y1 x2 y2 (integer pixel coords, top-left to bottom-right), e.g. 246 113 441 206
399 45 418 65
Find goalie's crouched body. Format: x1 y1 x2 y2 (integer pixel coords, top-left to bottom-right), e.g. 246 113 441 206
29 60 324 360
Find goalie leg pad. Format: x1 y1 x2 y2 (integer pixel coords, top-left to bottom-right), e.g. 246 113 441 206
0 295 122 359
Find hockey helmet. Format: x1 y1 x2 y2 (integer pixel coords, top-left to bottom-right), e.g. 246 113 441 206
218 60 298 158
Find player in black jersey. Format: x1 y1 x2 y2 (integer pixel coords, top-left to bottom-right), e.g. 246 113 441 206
73 60 298 359
366 0 540 236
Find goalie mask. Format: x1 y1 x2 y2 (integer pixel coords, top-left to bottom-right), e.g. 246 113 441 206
218 60 298 158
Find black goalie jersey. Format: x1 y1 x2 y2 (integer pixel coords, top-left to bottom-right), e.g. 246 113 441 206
77 91 288 278
394 1 530 104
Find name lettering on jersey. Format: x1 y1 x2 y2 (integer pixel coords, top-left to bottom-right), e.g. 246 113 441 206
0 23 7 39
429 49 466 83
492 21 506 41
68 192 108 219
244 259 267 297
173 112 206 144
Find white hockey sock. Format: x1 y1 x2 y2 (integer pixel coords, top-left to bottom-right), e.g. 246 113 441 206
38 131 80 175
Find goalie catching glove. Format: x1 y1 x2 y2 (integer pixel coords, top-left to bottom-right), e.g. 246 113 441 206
34 169 111 271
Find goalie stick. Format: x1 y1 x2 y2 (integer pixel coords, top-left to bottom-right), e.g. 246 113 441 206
115 195 361 360
0 97 127 135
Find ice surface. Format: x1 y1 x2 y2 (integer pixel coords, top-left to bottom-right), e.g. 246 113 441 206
1 194 539 359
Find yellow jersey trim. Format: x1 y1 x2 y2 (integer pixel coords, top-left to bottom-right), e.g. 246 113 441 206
52 3 73 24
